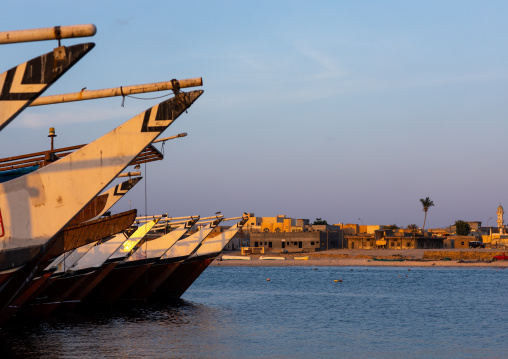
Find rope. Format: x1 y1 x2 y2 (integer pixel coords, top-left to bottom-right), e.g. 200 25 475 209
118 79 185 107
120 86 126 107
123 93 173 101
144 160 147 217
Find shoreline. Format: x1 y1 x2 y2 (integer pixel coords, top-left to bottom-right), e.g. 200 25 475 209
210 249 508 268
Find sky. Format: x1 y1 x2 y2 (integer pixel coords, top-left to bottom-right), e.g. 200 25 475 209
2 1 508 229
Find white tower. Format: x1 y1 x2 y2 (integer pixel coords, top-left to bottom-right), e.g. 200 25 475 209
497 204 504 233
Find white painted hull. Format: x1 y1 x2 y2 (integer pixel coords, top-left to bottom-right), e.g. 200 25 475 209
192 216 249 258
0 90 203 257
222 255 251 261
126 218 199 262
259 256 286 260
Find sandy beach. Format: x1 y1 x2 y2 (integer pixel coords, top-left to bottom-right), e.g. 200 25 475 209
211 248 508 267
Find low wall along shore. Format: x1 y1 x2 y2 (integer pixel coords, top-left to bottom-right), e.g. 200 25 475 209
422 251 505 261
212 249 508 267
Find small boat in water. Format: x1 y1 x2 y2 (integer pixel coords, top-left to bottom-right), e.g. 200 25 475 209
222 255 251 260
372 258 405 262
259 256 286 260
294 256 309 260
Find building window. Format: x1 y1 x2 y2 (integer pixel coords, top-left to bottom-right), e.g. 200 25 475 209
391 242 395 247
461 241 464 245
407 242 411 247
311 241 314 245
269 242 272 247
254 242 258 247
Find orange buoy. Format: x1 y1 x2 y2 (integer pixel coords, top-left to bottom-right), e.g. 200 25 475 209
339 279 342 282
267 278 270 281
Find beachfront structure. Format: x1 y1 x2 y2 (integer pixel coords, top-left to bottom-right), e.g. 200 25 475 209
243 213 305 233
250 229 344 252
346 229 444 249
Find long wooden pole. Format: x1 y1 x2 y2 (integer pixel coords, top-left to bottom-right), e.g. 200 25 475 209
30 78 203 106
0 24 96 44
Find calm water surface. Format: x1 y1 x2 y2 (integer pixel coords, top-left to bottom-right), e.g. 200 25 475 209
1 266 507 358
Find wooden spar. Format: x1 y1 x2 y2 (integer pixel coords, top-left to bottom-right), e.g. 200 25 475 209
30 78 203 106
117 171 141 178
136 214 199 222
150 220 192 229
197 215 224 221
0 25 96 44
221 216 243 222
153 132 187 143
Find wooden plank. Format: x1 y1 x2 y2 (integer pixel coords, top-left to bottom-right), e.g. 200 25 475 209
0 25 96 44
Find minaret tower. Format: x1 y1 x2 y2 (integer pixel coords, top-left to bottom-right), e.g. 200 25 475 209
497 204 504 233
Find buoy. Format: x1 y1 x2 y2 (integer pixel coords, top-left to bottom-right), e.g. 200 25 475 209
408 269 411 271
405 275 408 277
313 268 318 270
339 279 342 282
334 279 338 282
267 278 270 281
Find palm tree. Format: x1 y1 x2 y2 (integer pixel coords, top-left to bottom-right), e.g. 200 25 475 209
407 224 418 233
419 197 435 232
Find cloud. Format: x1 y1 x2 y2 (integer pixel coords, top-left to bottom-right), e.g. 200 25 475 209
115 18 133 27
292 42 347 80
14 107 128 129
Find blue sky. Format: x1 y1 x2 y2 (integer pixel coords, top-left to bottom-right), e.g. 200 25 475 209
2 1 508 229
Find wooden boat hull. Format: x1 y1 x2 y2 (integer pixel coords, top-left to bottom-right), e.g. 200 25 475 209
4 211 138 318
57 261 119 312
119 256 188 302
83 259 158 304
0 90 202 323
90 218 219 303
153 252 219 300
0 271 53 321
152 216 250 299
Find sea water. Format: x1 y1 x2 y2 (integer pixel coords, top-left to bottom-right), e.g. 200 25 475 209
1 266 507 358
